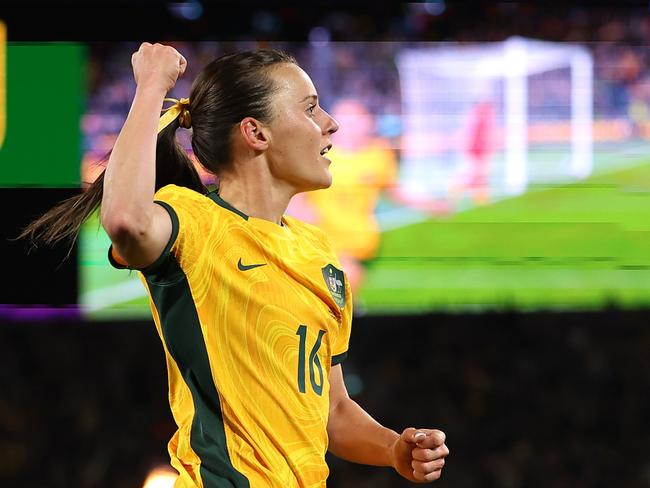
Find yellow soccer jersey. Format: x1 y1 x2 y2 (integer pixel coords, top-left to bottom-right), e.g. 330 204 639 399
109 184 352 487
306 139 397 260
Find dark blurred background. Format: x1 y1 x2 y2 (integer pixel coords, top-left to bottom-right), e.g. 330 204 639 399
1 1 649 487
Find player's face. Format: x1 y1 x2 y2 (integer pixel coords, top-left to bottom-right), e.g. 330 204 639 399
264 63 339 193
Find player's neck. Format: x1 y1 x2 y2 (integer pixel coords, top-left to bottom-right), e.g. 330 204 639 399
217 171 290 226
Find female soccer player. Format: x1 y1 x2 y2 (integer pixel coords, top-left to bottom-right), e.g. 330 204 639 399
23 42 449 486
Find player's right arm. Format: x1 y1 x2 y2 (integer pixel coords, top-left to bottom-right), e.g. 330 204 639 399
100 43 187 269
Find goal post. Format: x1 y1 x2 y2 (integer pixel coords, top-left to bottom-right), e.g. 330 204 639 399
395 36 593 207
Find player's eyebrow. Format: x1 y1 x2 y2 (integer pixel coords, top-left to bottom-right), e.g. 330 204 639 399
299 95 318 104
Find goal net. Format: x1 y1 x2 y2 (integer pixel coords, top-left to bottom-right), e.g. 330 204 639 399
395 36 593 209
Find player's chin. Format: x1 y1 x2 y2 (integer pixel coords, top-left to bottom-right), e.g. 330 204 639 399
303 166 332 191
315 168 333 189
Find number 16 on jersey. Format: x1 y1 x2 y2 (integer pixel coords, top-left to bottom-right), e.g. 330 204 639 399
296 325 326 396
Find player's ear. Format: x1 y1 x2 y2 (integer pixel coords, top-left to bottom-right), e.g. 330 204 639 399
239 117 269 151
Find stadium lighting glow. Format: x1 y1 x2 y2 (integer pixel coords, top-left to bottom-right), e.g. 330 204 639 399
309 26 331 46
142 466 178 488
424 0 446 16
168 0 203 21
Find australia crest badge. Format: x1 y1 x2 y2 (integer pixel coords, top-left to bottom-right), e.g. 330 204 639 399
321 264 346 308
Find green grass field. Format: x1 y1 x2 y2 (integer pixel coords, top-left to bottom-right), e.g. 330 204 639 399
80 153 650 319
79 219 152 319
359 158 650 313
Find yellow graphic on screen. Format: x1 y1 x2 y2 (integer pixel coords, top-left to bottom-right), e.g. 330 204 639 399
0 21 5 150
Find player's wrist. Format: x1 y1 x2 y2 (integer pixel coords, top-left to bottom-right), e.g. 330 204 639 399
385 429 401 468
134 79 170 98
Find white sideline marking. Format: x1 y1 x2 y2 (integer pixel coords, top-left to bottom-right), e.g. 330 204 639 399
80 279 147 312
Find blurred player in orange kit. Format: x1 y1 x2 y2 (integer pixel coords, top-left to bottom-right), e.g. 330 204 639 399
451 98 496 207
301 97 398 298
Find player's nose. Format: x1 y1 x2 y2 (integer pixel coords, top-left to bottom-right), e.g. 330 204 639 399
321 109 339 135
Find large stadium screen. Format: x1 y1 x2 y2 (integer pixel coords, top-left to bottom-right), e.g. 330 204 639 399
78 40 650 319
0 28 86 313
0 31 84 187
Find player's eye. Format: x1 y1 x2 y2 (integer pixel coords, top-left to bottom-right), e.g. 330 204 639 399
307 104 316 116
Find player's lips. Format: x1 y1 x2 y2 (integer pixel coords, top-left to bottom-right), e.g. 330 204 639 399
319 143 333 164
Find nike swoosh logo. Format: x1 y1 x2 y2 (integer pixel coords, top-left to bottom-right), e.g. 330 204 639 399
237 258 267 271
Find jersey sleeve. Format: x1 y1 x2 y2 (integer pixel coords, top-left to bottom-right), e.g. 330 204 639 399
107 184 210 278
331 277 353 365
151 184 212 272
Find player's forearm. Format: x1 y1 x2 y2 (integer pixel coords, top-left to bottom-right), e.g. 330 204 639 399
101 84 166 235
327 397 399 467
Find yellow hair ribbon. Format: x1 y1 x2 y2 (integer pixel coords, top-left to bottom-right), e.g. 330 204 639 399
158 97 190 133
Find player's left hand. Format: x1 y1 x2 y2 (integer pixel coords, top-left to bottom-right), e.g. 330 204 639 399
391 427 449 483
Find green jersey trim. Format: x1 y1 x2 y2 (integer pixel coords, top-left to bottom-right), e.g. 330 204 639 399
206 190 249 221
146 255 250 488
106 200 180 277
331 351 348 365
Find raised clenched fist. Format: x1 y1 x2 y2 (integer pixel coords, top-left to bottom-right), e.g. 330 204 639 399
131 42 187 93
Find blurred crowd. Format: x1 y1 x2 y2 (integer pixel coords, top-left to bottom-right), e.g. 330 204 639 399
82 40 402 161
80 3 650 159
1 310 648 487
